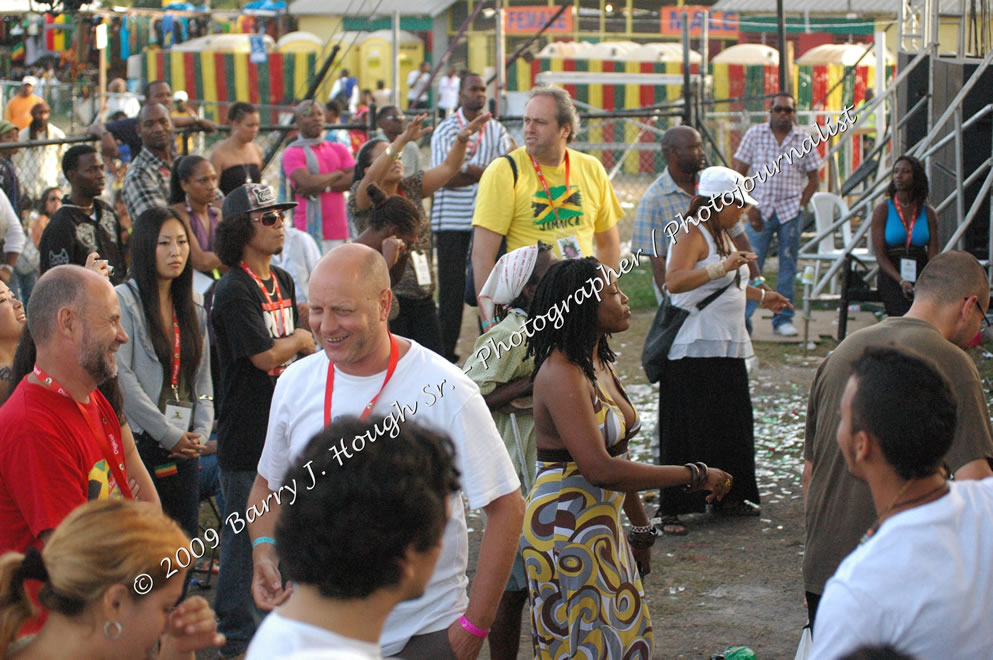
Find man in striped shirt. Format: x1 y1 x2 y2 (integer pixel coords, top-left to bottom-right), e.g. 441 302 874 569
430 73 513 363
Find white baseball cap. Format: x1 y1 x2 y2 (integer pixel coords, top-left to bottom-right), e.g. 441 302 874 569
697 166 758 206
21 75 38 87
173 90 189 102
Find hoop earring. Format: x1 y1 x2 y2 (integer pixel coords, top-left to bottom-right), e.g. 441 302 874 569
104 620 123 640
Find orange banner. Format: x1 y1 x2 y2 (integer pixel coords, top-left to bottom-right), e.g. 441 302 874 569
504 6 573 34
660 6 739 38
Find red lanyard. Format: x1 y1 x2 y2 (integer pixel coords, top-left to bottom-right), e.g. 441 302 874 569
31 365 133 500
171 308 181 399
455 111 484 157
240 262 287 337
529 151 570 224
324 333 399 427
893 198 918 251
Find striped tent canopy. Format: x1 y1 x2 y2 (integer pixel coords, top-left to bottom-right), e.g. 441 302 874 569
141 50 317 123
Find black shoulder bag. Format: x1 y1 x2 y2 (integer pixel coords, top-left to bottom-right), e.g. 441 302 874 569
641 279 737 384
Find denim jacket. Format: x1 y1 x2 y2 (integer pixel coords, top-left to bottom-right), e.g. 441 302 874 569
115 281 213 450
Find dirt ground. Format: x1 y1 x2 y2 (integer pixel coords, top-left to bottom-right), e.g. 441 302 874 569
462 310 820 660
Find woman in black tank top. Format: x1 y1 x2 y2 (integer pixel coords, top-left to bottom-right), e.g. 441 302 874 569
209 102 265 196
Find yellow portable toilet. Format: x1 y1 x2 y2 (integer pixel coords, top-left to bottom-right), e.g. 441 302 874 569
277 31 322 53
357 29 424 108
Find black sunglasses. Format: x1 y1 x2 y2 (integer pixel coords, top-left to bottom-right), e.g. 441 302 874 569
772 105 795 114
969 297 990 330
253 211 283 227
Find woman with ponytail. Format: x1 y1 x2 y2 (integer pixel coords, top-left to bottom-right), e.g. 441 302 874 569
169 155 223 277
0 499 223 659
353 183 422 288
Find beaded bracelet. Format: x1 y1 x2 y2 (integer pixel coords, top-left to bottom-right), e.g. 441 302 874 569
627 530 656 548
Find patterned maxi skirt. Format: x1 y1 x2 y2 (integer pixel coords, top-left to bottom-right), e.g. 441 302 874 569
520 459 653 659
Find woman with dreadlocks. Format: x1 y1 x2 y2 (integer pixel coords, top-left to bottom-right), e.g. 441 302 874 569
520 257 733 659
658 167 792 536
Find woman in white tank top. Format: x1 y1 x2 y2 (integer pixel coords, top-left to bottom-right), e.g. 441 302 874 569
656 167 792 535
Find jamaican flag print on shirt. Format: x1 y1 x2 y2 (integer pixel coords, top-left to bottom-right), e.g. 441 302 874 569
532 184 584 229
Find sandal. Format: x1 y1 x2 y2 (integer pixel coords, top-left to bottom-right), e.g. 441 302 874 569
656 515 688 536
713 500 761 517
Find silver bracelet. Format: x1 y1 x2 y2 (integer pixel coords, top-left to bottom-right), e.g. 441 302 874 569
760 288 766 305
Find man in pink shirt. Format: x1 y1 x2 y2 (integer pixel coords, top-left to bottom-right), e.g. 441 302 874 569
282 100 355 253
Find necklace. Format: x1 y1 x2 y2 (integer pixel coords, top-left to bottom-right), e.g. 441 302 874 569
860 479 948 544
64 199 95 215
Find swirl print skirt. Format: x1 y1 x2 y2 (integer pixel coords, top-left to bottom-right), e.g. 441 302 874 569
520 457 653 659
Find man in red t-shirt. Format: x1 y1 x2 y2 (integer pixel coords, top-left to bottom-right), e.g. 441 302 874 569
0 265 132 554
282 100 356 253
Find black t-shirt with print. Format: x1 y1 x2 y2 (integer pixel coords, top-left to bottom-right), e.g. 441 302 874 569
39 201 128 285
211 265 299 472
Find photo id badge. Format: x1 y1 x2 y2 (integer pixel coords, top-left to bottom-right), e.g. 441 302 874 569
556 235 583 259
900 258 918 283
165 400 194 432
411 250 432 286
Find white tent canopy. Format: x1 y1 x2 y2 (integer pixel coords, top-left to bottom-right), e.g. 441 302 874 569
711 44 779 66
796 43 895 66
537 40 701 63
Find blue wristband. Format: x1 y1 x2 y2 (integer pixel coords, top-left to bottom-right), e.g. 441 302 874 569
252 536 276 549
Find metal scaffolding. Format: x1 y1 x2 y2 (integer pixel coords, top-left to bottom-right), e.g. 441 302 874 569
798 3 993 339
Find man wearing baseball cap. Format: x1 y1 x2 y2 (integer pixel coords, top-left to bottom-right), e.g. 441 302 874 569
4 76 44 131
0 120 22 215
209 182 316 659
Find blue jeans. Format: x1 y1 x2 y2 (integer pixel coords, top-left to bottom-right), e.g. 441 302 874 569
11 268 36 304
745 212 800 329
198 453 225 516
216 469 263 656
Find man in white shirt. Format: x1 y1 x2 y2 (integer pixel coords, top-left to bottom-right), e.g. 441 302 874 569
812 346 993 659
407 62 431 111
245 416 460 660
12 101 66 201
270 224 322 328
437 66 460 117
246 244 524 659
0 187 25 290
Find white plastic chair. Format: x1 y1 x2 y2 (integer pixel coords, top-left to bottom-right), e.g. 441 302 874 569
810 192 872 294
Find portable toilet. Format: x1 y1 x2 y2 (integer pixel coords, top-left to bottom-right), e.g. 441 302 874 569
357 29 424 108
277 31 322 53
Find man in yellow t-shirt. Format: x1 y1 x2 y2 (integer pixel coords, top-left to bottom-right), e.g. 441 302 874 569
4 76 45 131
471 86 621 296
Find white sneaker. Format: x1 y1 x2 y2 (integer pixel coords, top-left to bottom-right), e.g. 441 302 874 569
773 322 799 337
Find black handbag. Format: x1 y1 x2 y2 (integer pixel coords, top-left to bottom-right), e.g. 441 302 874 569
641 279 736 384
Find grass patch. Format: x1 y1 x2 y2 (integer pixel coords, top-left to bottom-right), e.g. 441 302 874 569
623 263 659 312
